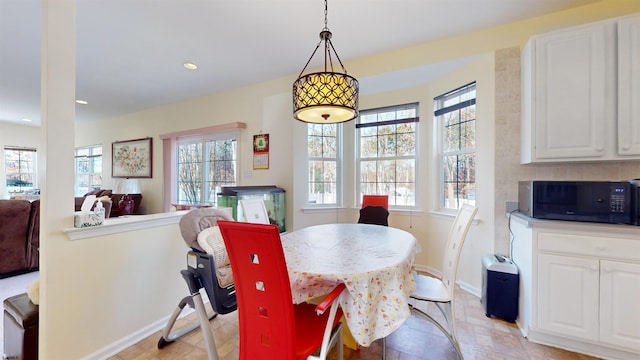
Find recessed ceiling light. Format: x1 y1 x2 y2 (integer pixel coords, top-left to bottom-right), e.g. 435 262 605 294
76 99 88 105
183 62 198 70
21 118 32 122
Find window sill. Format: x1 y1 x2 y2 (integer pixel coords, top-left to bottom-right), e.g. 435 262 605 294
301 206 347 214
303 206 426 216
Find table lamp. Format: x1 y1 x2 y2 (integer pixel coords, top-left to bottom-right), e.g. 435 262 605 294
114 178 141 215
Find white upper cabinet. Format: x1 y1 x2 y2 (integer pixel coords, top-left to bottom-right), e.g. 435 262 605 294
617 14 640 155
521 13 640 163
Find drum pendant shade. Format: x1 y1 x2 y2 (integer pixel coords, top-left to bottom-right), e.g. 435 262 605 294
292 0 359 124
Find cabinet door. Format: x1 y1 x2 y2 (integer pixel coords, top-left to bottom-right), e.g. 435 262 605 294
600 260 640 351
537 253 599 341
532 23 612 160
617 14 640 156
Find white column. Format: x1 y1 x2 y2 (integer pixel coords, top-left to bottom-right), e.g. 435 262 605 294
39 0 76 358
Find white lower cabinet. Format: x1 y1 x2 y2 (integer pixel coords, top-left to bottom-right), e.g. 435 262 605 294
537 253 599 341
510 216 640 359
600 260 640 350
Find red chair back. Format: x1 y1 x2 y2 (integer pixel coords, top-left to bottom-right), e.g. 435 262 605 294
217 220 297 359
362 195 389 209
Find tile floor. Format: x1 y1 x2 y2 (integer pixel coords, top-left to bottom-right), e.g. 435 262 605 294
108 284 600 360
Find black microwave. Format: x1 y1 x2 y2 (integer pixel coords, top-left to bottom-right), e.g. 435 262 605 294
518 181 638 225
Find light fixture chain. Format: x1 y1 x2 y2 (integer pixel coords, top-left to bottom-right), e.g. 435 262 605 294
324 0 328 30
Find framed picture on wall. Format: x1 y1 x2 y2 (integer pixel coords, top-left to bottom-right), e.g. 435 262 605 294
112 137 153 178
253 133 269 170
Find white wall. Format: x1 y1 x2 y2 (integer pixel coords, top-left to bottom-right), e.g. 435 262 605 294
421 53 496 291
47 223 186 359
74 86 297 220
82 52 496 295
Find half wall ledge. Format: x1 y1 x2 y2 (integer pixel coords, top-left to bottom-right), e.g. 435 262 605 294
64 211 187 241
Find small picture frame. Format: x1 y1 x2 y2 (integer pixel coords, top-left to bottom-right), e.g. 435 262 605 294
112 137 153 178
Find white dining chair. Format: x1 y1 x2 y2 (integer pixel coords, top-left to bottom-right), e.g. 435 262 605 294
407 204 478 360
239 198 270 225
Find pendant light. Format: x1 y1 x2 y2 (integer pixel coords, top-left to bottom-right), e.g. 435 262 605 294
292 0 359 124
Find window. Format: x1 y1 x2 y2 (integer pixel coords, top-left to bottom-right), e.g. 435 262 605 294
4 147 37 194
356 103 418 208
176 132 238 206
434 82 476 210
74 145 102 196
307 123 340 205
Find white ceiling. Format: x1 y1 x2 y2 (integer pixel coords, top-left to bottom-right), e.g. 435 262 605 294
0 0 598 126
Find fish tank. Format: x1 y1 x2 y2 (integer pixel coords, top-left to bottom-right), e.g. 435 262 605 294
217 186 286 232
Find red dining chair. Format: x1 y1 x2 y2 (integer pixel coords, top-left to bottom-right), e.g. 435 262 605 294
408 204 478 360
361 194 389 209
217 220 345 360
158 208 237 360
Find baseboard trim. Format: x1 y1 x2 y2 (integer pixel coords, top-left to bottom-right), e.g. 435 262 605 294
528 329 640 360
412 264 481 298
80 307 196 360
458 279 481 298
412 264 440 277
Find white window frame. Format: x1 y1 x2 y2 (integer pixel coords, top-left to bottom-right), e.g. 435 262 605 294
434 82 477 211
356 103 419 209
4 146 37 194
74 144 102 196
306 123 343 207
174 130 239 207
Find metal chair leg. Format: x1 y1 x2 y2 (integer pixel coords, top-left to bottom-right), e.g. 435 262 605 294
192 290 219 360
409 302 463 360
158 269 220 360
158 295 212 347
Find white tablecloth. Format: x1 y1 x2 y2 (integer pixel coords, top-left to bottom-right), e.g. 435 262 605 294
281 223 420 347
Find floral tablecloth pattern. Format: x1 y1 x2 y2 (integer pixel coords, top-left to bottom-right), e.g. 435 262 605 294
281 223 420 347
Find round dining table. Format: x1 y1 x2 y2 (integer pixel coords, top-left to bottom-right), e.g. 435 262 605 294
280 223 420 347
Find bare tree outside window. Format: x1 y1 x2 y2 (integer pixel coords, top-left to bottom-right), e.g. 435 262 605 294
307 123 339 205
74 145 102 196
435 82 477 210
5 147 37 194
357 103 418 208
177 136 237 206
178 142 202 204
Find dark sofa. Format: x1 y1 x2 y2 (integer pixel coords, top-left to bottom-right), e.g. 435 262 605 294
74 189 142 217
0 199 39 279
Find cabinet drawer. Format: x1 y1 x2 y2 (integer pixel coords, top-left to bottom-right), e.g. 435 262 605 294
537 232 640 262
